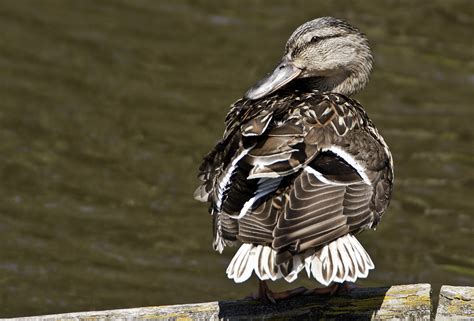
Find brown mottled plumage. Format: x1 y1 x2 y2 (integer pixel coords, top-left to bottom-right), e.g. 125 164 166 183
195 17 393 292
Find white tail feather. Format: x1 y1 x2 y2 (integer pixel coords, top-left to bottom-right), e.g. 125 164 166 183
328 241 341 283
261 246 273 280
311 255 325 285
226 243 250 279
226 235 374 285
336 237 351 281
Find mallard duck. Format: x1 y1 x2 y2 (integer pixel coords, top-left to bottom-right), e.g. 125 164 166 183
195 17 393 301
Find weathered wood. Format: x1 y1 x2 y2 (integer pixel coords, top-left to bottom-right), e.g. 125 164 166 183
12 284 431 321
436 285 474 320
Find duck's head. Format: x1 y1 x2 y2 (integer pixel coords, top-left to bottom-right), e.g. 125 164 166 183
245 17 373 100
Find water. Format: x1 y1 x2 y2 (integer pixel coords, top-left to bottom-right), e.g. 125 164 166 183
0 0 472 317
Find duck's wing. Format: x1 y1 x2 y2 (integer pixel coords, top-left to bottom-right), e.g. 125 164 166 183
271 147 392 263
195 93 393 262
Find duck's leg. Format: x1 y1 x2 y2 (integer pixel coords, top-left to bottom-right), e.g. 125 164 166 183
249 280 307 304
304 281 358 296
337 281 359 294
304 283 339 295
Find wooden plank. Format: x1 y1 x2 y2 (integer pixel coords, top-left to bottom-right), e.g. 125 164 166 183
12 284 431 320
436 285 474 320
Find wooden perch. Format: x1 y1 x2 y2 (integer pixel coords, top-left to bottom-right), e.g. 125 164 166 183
15 284 431 320
436 285 474 320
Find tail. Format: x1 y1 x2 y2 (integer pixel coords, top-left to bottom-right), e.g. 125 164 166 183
226 234 374 285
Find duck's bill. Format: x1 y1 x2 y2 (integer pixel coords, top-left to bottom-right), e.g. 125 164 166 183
244 59 302 100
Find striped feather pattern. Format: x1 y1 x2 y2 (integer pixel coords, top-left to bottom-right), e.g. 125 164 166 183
195 87 393 286
273 169 373 264
238 195 282 244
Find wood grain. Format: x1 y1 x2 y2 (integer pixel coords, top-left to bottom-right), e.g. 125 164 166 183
13 284 431 320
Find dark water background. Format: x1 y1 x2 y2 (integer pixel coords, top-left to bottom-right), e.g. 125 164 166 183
0 0 472 317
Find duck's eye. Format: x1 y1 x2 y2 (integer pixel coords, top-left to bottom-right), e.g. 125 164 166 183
311 36 323 43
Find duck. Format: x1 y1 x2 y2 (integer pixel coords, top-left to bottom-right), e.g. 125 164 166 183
194 16 393 302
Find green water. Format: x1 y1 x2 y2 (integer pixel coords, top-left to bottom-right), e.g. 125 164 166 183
0 0 472 317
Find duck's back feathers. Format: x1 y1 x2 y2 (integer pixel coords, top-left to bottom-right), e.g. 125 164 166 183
195 88 393 284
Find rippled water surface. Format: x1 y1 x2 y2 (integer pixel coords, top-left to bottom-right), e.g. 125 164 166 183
0 0 472 317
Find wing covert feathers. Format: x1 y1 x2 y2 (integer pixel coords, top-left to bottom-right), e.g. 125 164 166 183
196 89 393 285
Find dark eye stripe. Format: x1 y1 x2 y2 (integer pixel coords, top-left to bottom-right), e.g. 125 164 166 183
289 33 343 58
311 34 341 43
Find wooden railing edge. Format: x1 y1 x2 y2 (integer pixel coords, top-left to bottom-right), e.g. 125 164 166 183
9 284 474 320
